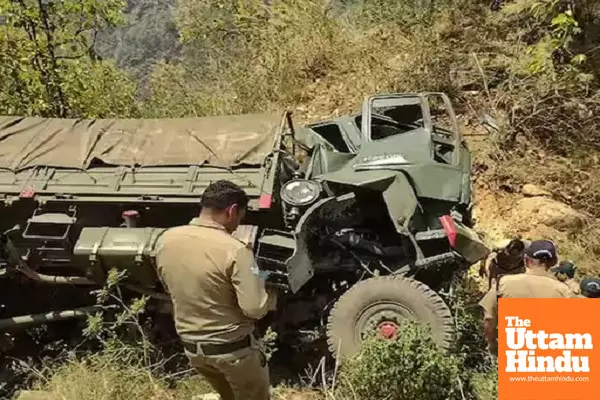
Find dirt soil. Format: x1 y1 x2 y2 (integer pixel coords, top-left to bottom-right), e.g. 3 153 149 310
466 132 597 281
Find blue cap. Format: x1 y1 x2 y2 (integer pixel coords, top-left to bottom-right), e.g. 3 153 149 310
581 278 600 298
525 240 557 261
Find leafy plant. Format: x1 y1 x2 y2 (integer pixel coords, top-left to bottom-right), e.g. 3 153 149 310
0 0 139 118
336 321 464 400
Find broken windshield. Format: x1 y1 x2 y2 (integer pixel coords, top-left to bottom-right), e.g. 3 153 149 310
357 93 461 166
358 95 426 141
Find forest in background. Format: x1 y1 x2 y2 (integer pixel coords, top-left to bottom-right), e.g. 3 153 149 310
2 0 598 122
94 0 180 94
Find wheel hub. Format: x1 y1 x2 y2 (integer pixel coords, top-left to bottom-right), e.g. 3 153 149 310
378 321 399 340
361 309 407 341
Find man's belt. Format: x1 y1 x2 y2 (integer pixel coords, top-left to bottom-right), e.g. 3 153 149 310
182 335 251 356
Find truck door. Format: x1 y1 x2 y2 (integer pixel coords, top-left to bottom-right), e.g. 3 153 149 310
358 93 466 203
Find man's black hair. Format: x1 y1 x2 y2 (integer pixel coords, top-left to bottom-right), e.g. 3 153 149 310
201 180 249 211
506 239 525 253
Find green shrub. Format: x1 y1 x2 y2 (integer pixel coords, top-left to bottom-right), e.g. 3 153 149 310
0 0 139 118
471 362 499 400
336 321 464 400
448 282 499 400
448 278 494 373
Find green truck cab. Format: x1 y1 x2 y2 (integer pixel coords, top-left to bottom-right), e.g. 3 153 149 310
0 93 489 361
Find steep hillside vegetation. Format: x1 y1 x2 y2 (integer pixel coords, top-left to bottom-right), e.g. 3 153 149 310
94 0 181 94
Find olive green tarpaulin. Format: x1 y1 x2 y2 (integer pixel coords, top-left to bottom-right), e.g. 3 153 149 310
0 113 284 171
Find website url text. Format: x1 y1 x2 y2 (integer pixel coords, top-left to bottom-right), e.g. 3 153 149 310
508 376 590 383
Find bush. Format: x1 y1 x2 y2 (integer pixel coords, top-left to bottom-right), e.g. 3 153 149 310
0 0 140 118
471 364 499 400
449 280 499 400
335 321 464 400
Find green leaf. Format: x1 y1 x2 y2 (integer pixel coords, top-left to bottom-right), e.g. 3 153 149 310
551 13 569 26
571 54 587 65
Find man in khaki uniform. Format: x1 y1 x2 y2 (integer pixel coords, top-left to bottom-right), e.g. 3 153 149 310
479 240 575 353
155 180 277 400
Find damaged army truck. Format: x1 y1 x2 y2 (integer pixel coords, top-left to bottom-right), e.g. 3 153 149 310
0 92 489 360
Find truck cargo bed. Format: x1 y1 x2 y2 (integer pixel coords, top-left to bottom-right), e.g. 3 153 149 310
0 112 287 209
0 166 268 206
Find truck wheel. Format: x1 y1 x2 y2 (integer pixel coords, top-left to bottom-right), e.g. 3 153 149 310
326 276 454 360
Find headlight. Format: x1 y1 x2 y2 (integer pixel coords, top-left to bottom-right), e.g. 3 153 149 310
280 179 321 207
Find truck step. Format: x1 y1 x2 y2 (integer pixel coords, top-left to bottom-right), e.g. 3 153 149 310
22 210 77 242
17 209 79 267
414 229 446 242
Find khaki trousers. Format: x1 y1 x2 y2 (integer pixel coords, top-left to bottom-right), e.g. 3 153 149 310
184 341 270 400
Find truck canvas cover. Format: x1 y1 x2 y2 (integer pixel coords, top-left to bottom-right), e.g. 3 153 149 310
0 113 284 171
0 113 285 205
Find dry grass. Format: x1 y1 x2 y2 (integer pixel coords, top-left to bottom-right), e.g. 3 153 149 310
17 349 321 399
142 0 479 120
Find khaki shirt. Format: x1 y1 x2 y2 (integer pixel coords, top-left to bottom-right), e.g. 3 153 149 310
155 217 273 344
564 278 582 296
479 267 575 325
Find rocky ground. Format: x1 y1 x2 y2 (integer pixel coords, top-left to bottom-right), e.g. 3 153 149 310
469 133 593 278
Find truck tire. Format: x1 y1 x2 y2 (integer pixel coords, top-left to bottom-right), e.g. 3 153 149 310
326 276 454 360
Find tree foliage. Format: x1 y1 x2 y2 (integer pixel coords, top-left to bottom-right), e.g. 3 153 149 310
0 0 139 118
94 0 181 95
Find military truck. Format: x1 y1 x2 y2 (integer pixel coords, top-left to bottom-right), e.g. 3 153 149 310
0 92 489 360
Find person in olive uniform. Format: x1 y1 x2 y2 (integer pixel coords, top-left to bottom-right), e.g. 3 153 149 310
551 261 581 296
480 238 528 290
155 180 277 400
479 240 575 353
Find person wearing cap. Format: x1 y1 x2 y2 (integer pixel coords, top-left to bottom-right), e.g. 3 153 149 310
580 278 600 298
155 180 277 400
479 238 528 290
479 239 575 353
551 261 581 296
